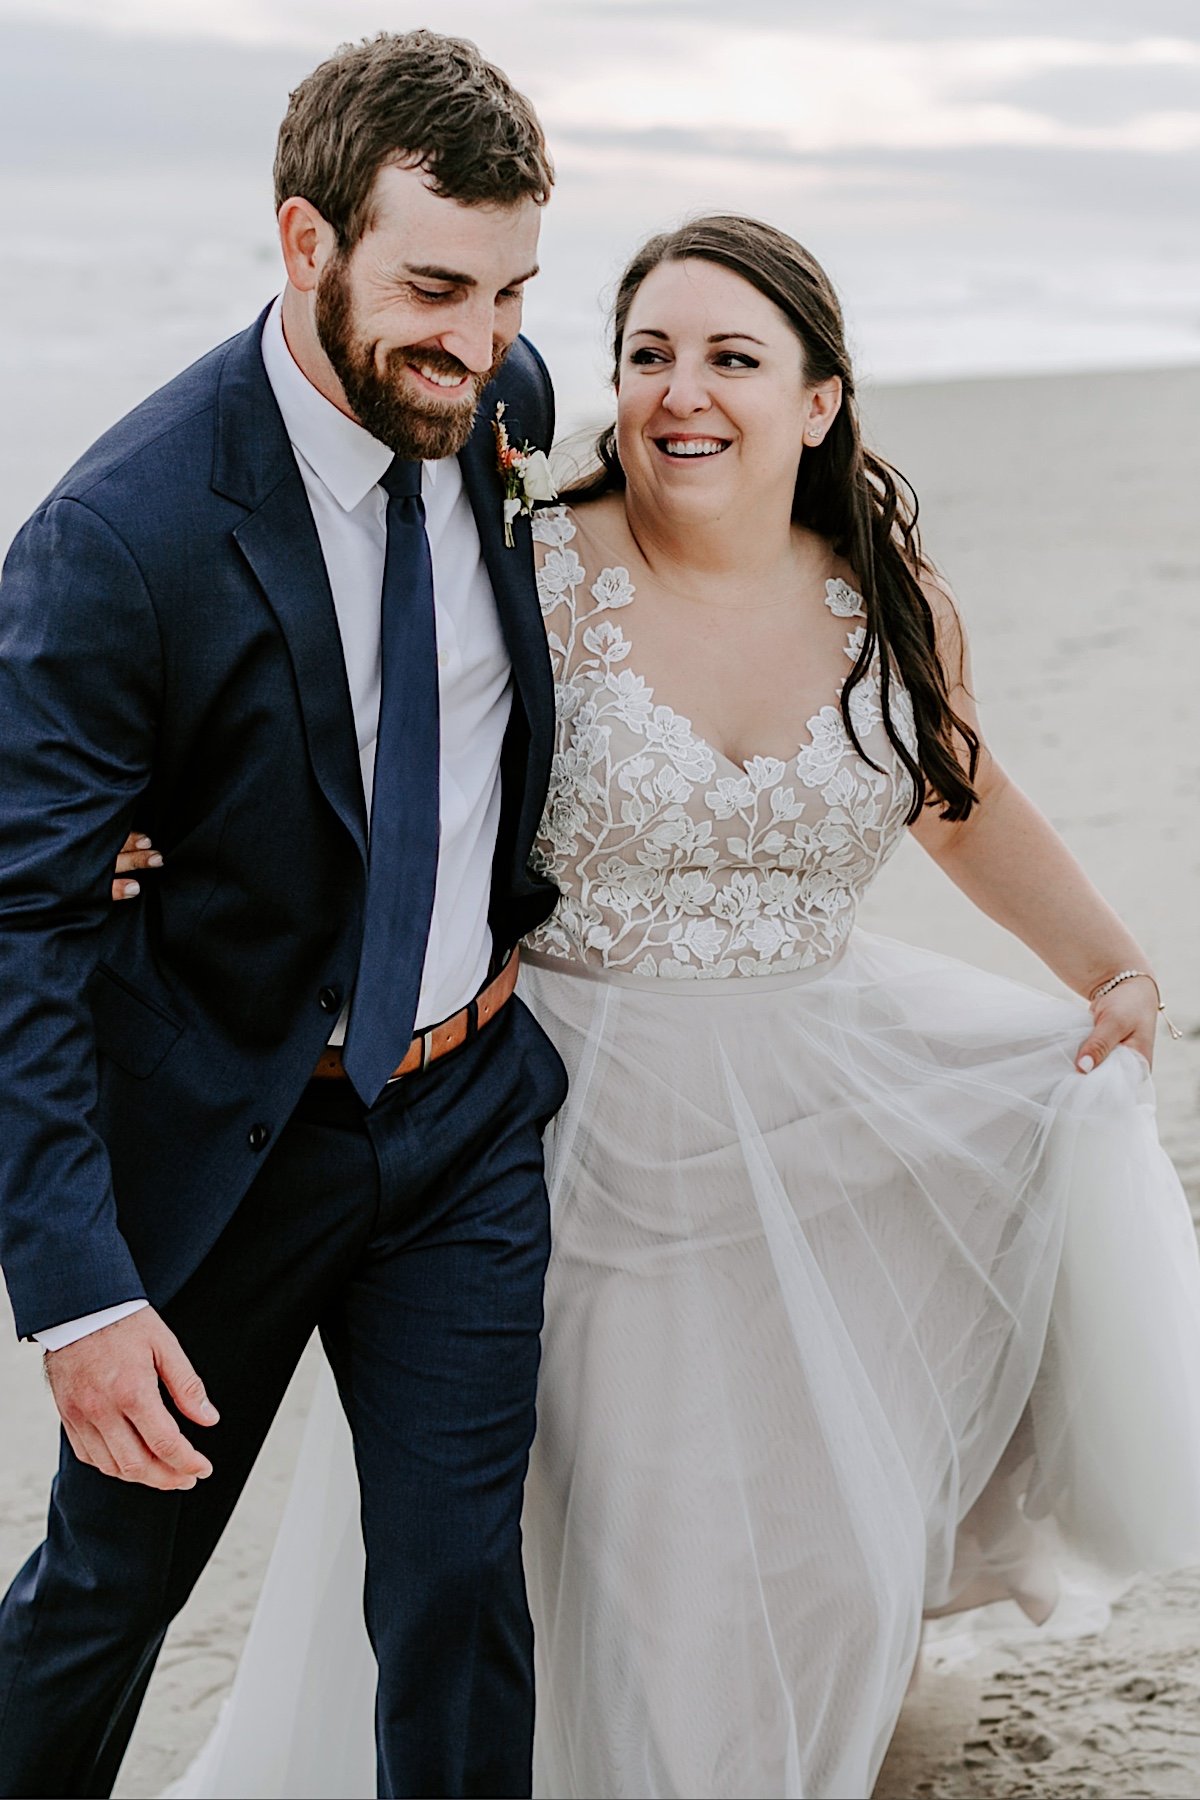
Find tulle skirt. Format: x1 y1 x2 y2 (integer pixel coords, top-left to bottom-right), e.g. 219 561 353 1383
170 931 1200 1800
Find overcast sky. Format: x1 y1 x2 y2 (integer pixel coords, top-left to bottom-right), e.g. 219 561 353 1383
1 0 1197 521
4 2 1198 168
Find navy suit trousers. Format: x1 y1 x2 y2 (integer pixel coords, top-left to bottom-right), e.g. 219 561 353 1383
0 997 566 1800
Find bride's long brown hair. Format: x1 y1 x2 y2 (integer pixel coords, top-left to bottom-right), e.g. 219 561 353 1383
567 215 980 822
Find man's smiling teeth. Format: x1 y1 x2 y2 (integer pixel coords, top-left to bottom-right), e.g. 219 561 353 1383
659 438 729 457
414 364 468 388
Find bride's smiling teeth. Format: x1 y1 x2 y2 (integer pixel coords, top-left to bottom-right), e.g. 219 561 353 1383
657 437 730 458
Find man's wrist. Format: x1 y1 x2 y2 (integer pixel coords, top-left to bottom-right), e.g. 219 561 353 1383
34 1299 150 1352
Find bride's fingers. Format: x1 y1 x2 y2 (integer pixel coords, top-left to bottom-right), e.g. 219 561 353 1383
1075 1025 1114 1075
1077 1008 1156 1075
113 839 163 901
115 847 163 875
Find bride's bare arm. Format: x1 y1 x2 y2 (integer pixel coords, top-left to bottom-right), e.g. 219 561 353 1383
907 583 1160 1071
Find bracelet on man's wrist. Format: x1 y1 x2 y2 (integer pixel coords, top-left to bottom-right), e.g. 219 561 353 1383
1089 969 1183 1040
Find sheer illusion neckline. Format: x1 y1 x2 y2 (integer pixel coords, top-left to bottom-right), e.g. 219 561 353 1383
591 567 867 776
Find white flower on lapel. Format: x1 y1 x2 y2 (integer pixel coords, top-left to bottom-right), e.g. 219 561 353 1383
494 402 558 547
521 450 556 501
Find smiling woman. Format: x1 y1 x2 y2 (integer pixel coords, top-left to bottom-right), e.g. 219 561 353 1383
568 214 981 823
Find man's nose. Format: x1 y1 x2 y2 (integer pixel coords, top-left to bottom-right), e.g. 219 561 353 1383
439 299 503 375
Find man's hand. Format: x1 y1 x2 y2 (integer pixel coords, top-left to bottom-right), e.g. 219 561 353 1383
45 1308 219 1491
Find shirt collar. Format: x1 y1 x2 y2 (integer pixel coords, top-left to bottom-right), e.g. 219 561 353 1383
260 295 440 511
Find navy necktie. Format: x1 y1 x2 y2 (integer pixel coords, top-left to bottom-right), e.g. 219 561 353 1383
342 457 441 1106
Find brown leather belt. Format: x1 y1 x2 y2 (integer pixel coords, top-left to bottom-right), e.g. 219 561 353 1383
312 949 520 1084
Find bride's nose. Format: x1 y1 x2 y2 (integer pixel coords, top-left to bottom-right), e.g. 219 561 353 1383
660 366 711 418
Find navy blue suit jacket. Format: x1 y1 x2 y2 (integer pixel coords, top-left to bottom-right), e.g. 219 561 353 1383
0 310 559 1340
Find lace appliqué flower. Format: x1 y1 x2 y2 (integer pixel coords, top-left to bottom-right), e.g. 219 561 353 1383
526 510 913 979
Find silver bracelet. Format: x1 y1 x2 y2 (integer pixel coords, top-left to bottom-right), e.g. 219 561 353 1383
1089 969 1183 1040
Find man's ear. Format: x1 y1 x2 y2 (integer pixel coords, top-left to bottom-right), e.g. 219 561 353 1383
278 197 337 294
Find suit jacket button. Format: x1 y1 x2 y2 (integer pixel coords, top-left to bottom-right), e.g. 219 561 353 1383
248 1123 271 1152
318 986 341 1014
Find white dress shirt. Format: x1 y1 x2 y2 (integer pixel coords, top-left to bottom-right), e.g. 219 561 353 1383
36 297 513 1351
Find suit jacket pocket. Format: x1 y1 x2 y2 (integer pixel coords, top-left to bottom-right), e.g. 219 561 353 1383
88 960 185 1080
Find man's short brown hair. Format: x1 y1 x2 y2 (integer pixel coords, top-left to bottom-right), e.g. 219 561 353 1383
274 29 554 247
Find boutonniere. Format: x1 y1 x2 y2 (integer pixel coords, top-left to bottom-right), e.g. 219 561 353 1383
493 401 557 547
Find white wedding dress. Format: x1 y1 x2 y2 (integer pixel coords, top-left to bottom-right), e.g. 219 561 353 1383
173 506 1200 1800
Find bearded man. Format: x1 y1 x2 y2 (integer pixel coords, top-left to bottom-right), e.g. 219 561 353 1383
0 31 564 1798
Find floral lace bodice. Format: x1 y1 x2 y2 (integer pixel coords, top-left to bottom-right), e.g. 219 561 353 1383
525 506 918 980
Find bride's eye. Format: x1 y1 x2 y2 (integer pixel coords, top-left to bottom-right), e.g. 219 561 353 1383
713 351 759 370
628 347 668 366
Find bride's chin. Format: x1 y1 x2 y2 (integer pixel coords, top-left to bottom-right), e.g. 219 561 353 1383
630 472 735 521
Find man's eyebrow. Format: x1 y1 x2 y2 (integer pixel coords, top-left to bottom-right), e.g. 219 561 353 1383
628 327 766 346
402 263 540 288
403 263 475 286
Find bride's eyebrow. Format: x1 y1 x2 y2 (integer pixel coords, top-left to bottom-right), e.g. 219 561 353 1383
628 328 767 345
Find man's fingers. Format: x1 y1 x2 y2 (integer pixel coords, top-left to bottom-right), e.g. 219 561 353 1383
104 1417 198 1491
127 1391 212 1479
112 879 141 901
46 1309 214 1488
154 1332 219 1430
66 1417 120 1480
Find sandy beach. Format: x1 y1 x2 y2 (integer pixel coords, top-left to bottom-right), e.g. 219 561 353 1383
1 361 1197 1798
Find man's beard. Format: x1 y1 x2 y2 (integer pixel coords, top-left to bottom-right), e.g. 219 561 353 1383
315 252 508 461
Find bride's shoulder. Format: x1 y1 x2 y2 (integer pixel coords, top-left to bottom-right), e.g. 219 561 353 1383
531 506 586 629
531 496 625 607
531 502 579 552
533 492 623 545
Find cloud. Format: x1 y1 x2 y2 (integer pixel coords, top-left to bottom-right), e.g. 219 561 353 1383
991 58 1200 128
537 32 1200 157
4 8 1198 165
0 17 306 171
3 0 1199 44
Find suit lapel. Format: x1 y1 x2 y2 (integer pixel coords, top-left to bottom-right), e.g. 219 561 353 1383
233 485 367 863
458 413 554 761
213 314 367 865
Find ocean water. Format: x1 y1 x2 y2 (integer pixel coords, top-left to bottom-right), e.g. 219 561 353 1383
6 154 1198 555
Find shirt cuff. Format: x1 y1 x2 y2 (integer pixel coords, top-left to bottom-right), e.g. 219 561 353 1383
34 1299 150 1352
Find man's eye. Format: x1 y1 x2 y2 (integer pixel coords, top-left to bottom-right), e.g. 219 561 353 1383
498 288 522 302
410 285 450 303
